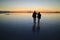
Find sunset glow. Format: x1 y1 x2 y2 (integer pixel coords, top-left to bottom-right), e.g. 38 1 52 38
0 0 60 12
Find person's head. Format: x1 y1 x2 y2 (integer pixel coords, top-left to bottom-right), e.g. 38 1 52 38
38 12 40 14
34 11 36 13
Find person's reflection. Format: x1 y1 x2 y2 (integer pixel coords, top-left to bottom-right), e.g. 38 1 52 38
32 20 36 32
37 21 40 32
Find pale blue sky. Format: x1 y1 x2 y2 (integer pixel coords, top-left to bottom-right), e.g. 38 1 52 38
0 0 60 11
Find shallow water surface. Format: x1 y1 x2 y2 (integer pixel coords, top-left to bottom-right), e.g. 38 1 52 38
0 13 60 40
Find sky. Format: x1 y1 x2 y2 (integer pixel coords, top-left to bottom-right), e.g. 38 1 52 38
0 0 60 11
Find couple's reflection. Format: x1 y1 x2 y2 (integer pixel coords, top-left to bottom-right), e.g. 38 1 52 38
32 17 41 32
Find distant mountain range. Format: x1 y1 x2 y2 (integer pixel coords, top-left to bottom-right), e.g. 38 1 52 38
0 11 60 13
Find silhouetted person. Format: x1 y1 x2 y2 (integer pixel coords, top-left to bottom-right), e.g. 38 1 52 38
37 12 41 23
32 11 37 18
32 11 37 23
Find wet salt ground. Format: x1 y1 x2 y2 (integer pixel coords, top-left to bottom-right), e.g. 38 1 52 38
0 13 60 40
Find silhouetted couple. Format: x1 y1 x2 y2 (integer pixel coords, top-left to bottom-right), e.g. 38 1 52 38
32 11 41 32
32 11 41 23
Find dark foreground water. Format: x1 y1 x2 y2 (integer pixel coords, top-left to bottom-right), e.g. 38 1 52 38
0 13 60 40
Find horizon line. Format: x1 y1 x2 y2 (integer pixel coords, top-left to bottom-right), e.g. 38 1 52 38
0 11 60 13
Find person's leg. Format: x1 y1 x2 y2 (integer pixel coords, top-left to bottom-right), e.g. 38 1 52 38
38 18 40 23
34 18 36 23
